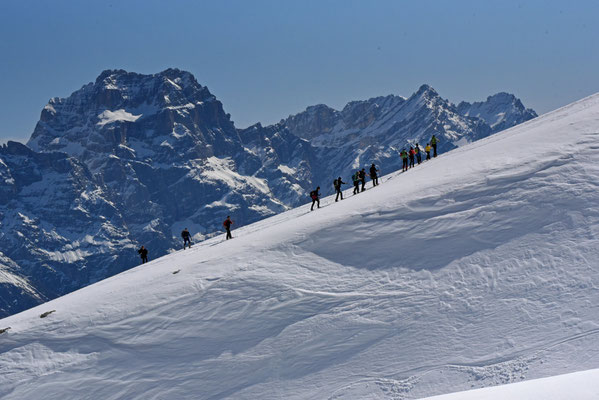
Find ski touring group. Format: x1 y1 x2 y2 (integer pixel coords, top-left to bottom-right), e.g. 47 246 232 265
136 216 236 264
137 135 439 264
308 135 439 211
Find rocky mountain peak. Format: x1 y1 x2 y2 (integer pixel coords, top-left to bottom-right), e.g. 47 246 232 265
28 69 238 164
457 92 537 132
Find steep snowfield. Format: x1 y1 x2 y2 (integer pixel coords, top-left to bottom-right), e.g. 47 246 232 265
1 93 599 399
421 369 599 400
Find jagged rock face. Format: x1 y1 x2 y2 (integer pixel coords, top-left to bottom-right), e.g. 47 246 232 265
281 104 339 140
457 92 538 133
239 123 321 205
0 141 132 317
0 68 537 318
0 252 44 317
29 68 241 164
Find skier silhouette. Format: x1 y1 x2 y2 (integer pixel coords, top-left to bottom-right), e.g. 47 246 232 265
352 170 360 194
223 216 234 240
401 149 408 172
431 135 438 157
137 246 148 264
369 164 379 186
359 168 367 192
181 228 192 249
334 177 346 201
310 186 321 210
415 143 422 165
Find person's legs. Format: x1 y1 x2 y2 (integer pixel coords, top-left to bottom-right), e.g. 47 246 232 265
361 179 365 192
311 199 316 210
433 144 437 157
226 228 232 239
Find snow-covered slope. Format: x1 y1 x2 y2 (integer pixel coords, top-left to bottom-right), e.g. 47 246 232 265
0 92 597 399
421 369 599 400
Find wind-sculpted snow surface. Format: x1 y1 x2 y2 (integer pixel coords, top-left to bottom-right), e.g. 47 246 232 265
0 93 598 399
420 369 599 400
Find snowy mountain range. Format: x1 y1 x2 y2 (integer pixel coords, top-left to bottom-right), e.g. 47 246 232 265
0 91 597 399
0 69 536 317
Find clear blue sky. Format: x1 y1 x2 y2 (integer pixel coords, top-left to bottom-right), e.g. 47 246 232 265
1 0 598 142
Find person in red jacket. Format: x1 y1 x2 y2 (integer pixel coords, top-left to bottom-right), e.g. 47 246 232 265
409 147 416 169
310 187 321 210
223 216 234 240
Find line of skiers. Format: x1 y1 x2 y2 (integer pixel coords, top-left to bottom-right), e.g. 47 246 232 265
137 216 236 263
399 137 437 172
309 163 378 210
137 136 440 262
311 135 439 209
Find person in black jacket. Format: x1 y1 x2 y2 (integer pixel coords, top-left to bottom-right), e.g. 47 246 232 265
334 177 346 202
359 168 367 192
181 228 192 249
369 164 379 186
138 246 148 264
310 186 321 210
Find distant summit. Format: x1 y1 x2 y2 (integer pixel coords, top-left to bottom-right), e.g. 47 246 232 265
457 92 537 132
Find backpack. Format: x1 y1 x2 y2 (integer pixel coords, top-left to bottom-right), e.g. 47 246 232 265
333 179 338 188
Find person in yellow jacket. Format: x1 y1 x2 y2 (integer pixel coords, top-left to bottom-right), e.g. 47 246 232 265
425 143 431 160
